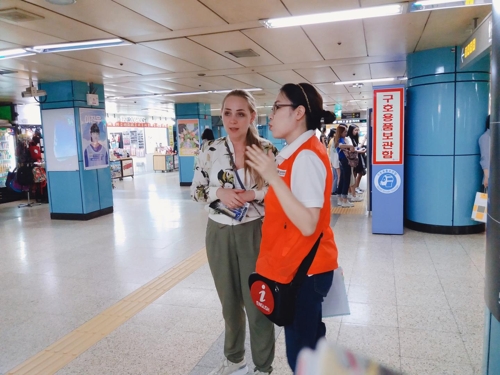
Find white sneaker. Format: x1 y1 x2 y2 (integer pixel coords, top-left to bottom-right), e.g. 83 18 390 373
337 199 343 206
342 201 354 208
349 196 363 202
347 194 354 199
355 188 364 194
209 359 248 375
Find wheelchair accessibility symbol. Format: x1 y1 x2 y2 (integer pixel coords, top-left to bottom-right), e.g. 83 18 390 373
374 169 401 194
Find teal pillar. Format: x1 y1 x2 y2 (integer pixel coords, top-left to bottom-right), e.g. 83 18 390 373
405 47 490 234
39 80 113 220
175 103 211 186
483 2 500 374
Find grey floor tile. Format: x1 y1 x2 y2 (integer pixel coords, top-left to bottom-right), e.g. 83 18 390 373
0 172 490 375
337 323 400 370
401 357 474 375
342 302 398 327
399 329 470 364
398 305 459 332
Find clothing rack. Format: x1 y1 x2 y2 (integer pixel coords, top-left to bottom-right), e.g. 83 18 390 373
18 189 41 208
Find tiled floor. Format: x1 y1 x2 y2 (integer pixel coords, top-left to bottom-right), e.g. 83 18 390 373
0 172 486 375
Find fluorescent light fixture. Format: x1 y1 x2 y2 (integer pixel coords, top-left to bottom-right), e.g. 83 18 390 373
0 48 35 60
162 91 207 97
107 88 262 100
46 0 76 4
410 0 491 12
334 77 397 85
29 38 130 53
260 4 403 28
211 108 221 111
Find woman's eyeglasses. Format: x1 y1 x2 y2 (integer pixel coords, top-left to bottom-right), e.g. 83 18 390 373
271 103 295 114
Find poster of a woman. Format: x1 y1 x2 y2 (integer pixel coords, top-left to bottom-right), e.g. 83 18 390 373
177 119 200 156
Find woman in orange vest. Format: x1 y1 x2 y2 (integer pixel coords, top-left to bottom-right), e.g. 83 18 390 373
246 83 339 372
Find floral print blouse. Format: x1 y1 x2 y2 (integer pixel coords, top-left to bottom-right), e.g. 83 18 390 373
191 136 278 225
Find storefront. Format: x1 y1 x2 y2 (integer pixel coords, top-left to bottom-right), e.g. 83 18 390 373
106 115 176 174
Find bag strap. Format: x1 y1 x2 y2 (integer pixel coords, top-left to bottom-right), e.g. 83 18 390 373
224 139 263 218
292 233 323 287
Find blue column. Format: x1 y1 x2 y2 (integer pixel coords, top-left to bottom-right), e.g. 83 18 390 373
39 80 113 220
483 2 500 374
175 103 211 186
405 47 489 234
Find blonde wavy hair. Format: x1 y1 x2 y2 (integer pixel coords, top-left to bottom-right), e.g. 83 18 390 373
222 89 265 190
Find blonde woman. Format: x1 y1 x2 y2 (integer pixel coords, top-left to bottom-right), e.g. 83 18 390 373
191 90 277 375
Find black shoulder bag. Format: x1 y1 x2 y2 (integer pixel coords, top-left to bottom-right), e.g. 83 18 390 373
248 233 323 326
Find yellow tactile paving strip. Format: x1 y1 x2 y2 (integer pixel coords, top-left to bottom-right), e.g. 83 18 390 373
7 248 208 375
331 197 367 215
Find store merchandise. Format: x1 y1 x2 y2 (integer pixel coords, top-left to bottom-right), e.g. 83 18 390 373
0 127 16 188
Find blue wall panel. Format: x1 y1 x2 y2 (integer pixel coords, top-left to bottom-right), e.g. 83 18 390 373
40 81 74 102
406 155 453 225
97 167 113 209
454 155 483 226
407 83 456 155
488 314 500 374
455 81 490 155
47 171 83 214
408 73 455 87
79 166 100 214
407 47 456 77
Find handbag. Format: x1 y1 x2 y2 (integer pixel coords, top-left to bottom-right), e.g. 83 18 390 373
343 149 359 168
471 189 488 223
248 234 323 326
16 165 34 186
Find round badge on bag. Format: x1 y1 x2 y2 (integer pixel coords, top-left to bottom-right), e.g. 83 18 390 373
250 281 274 315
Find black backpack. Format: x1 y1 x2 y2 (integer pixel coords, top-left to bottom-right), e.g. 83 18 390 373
16 166 34 186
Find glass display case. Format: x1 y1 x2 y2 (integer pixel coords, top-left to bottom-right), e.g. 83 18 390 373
0 126 16 188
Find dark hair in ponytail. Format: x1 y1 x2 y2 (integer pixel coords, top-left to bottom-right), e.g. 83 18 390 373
280 83 336 131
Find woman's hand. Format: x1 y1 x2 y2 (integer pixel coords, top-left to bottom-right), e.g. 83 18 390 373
236 190 256 202
216 188 245 209
245 145 279 184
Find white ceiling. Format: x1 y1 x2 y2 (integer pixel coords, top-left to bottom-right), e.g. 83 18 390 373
0 0 491 117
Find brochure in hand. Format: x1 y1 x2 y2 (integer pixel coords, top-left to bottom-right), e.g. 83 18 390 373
209 200 250 222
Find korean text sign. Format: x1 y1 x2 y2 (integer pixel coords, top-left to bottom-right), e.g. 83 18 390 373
373 88 404 165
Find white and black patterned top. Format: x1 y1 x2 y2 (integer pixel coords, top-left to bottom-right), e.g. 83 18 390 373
191 135 277 225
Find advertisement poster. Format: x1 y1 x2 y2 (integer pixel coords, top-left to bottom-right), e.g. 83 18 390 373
80 108 109 170
178 119 200 156
41 108 79 172
122 159 134 177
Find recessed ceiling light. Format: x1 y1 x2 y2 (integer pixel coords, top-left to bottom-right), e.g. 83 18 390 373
46 0 77 5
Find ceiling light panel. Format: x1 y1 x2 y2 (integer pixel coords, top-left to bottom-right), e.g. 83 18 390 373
29 38 130 53
410 0 491 12
260 4 403 28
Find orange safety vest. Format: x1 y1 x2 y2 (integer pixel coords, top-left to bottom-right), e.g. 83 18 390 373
257 135 339 284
